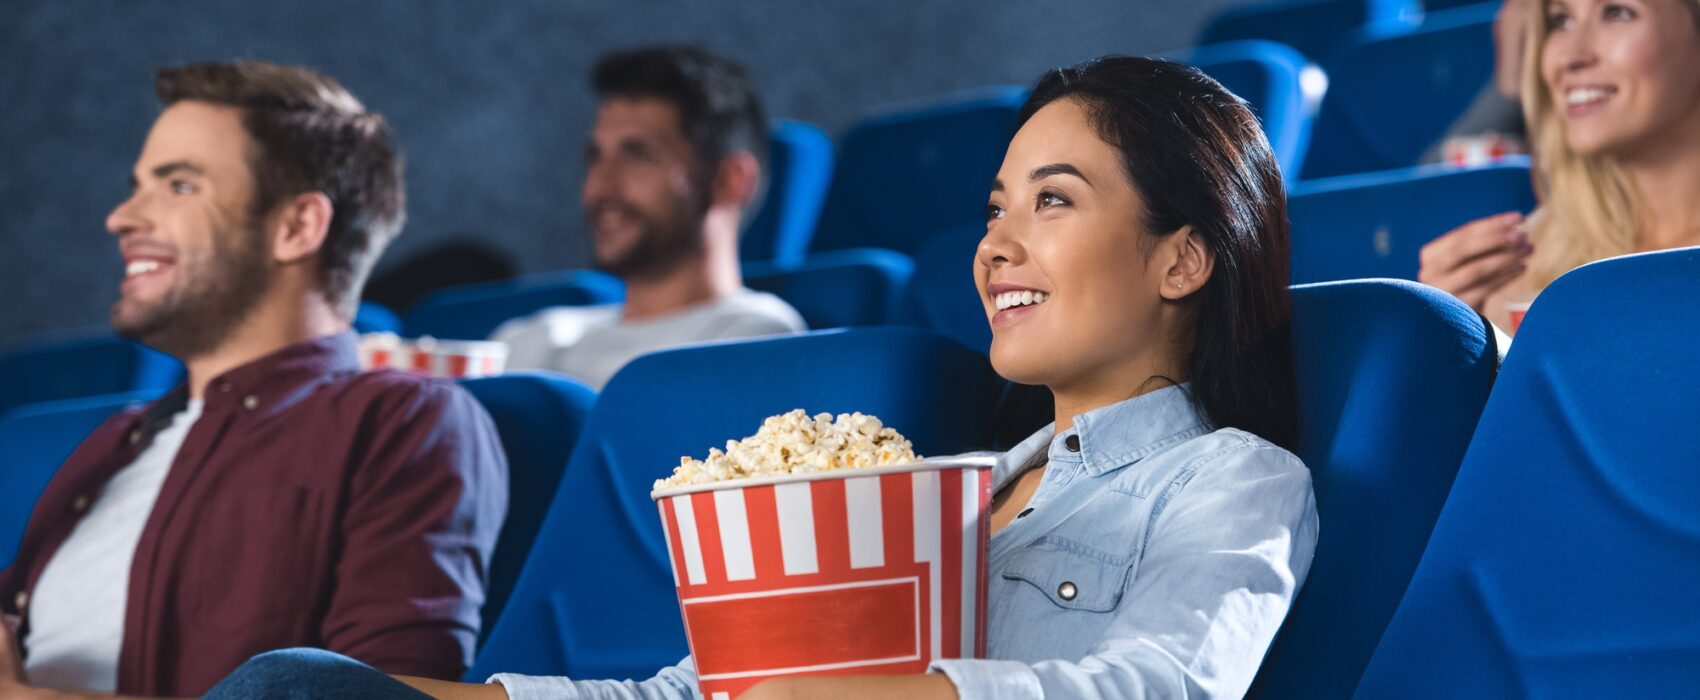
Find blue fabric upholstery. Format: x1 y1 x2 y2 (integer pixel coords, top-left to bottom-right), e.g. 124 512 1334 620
468 327 1002 681
458 372 597 645
353 301 404 335
0 335 181 417
809 86 1026 256
1301 4 1499 180
741 120 835 268
1289 162 1535 284
1173 40 1323 179
895 230 989 354
1199 0 1422 64
402 270 626 341
0 392 154 569
1353 248 1700 698
745 248 914 329
1249 279 1498 699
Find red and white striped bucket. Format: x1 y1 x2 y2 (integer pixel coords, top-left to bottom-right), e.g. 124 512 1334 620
651 459 994 700
357 333 508 378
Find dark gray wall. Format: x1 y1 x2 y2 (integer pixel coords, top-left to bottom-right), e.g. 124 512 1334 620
0 0 1252 344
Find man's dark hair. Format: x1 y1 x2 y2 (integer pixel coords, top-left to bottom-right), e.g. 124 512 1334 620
592 45 769 177
155 60 406 318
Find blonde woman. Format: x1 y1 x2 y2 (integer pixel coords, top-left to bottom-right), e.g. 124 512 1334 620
1419 0 1700 332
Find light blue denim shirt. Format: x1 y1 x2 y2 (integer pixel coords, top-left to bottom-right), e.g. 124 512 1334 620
492 384 1319 700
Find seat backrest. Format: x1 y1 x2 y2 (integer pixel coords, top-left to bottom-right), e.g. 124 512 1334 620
745 248 914 329
353 301 404 335
741 120 835 268
1289 162 1534 284
895 230 990 354
457 372 597 644
1352 248 1700 698
1248 279 1498 699
403 270 625 341
0 335 181 417
1301 4 1498 180
1174 40 1324 179
1200 0 1421 65
809 86 1025 256
469 327 1001 681
0 392 153 569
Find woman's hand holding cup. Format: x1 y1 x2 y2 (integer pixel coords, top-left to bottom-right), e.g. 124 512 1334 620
1419 211 1534 312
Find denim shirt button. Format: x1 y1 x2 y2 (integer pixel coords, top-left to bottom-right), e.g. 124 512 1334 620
1065 435 1081 452
1057 581 1078 601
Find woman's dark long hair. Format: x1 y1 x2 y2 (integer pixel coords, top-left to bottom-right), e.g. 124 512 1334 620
1016 56 1298 451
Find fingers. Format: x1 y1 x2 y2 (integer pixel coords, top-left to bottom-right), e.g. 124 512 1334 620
1420 212 1532 296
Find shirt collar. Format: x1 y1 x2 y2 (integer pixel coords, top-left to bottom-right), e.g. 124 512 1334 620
993 383 1211 490
133 332 360 431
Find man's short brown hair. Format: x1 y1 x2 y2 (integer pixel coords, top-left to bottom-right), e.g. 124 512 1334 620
155 60 405 317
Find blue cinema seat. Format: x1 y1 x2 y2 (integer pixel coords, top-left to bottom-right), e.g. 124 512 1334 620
1353 248 1700 698
0 392 153 569
741 120 835 268
0 335 181 417
745 248 914 329
403 270 625 341
1174 40 1324 179
1199 0 1422 65
895 230 989 354
1288 162 1535 284
808 86 1026 256
468 327 1002 681
1248 279 1498 699
1301 3 1499 180
458 372 597 643
353 301 404 334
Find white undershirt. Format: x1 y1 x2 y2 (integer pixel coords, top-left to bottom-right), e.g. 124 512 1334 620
23 400 203 692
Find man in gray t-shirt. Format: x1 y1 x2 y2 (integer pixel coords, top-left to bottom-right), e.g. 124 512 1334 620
494 46 804 388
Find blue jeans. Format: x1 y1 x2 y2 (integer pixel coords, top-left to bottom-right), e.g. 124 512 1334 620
202 648 435 699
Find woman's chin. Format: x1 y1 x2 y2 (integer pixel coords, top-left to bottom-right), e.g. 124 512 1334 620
989 344 1057 388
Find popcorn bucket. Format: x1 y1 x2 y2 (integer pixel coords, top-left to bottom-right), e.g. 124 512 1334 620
651 459 994 700
358 333 508 378
1443 133 1524 168
1506 300 1533 334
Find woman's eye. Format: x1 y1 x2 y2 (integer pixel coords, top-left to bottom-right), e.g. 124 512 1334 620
170 179 196 195
1602 4 1635 20
986 203 1005 221
1548 10 1572 29
1037 192 1068 209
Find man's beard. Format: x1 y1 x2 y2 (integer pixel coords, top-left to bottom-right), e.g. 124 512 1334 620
111 225 272 361
590 196 708 283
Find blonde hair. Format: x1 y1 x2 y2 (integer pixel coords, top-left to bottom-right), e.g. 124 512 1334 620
1520 0 1700 289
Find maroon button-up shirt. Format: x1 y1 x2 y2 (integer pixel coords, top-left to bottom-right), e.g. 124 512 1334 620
0 333 508 696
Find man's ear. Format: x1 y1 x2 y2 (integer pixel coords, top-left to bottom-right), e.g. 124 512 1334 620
710 151 761 210
269 191 333 265
1158 225 1215 301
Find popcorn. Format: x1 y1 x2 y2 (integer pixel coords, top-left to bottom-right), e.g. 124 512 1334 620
655 409 922 489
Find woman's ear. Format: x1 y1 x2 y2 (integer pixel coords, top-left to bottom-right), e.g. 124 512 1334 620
271 191 334 265
1159 225 1214 301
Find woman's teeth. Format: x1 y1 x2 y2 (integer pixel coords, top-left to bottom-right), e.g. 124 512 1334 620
995 290 1048 311
1566 86 1614 106
126 260 162 277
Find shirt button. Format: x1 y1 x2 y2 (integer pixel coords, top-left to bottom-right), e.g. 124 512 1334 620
14 591 28 609
72 495 90 513
243 395 260 411
1017 508 1034 519
128 430 142 445
1065 435 1081 452
1057 581 1078 601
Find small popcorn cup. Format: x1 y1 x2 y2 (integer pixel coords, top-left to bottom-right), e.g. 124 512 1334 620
1505 300 1532 335
358 333 508 378
651 459 995 700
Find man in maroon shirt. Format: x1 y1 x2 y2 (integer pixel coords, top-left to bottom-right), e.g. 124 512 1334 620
0 61 507 698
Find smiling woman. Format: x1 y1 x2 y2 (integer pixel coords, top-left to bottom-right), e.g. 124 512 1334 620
196 56 1317 700
1419 0 1700 331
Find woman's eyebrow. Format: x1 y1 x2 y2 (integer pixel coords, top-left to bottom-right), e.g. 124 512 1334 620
1030 163 1092 187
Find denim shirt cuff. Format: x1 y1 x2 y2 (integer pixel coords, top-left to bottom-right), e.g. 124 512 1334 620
488 673 588 700
929 659 1043 700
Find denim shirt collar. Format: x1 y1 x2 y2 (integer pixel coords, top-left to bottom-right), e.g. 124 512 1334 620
993 383 1211 491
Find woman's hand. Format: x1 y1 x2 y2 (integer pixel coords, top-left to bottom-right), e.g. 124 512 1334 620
736 673 959 700
1419 211 1533 312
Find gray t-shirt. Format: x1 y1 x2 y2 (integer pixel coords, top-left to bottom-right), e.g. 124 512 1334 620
492 288 805 390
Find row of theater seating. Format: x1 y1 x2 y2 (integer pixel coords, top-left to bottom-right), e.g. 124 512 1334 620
3 248 1694 697
0 155 1538 415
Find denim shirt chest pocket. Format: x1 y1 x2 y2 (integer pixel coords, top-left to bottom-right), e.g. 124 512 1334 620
1001 535 1138 613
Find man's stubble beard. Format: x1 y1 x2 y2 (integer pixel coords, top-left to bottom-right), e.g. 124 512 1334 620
112 222 274 361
